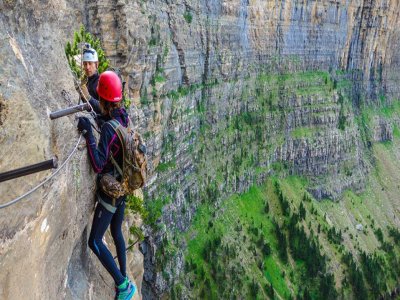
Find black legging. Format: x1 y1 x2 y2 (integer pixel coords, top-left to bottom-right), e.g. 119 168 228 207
88 200 126 286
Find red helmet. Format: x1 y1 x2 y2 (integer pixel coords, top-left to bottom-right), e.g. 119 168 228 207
96 71 122 102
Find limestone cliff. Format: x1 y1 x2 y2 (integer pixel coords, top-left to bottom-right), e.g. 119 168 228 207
1 0 400 299
102 1 398 297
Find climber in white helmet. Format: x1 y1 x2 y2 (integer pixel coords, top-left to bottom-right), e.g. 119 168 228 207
78 43 99 102
77 43 108 126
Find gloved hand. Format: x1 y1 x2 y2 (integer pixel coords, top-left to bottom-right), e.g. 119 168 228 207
77 117 93 137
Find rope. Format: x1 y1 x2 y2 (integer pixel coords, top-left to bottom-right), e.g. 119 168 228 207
0 133 84 209
73 77 96 115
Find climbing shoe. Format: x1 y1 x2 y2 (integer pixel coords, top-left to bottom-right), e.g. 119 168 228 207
115 277 136 300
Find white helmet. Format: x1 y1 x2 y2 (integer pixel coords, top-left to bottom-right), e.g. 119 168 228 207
82 43 98 62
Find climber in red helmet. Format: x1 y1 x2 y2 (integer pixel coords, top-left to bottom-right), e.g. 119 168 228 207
77 70 136 300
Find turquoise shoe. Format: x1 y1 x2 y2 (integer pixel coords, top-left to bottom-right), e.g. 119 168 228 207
115 277 136 300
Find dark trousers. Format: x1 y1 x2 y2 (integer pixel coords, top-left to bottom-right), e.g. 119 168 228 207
88 200 126 286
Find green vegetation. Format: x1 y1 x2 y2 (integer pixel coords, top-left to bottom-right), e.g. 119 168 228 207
153 68 350 237
123 93 133 109
156 160 176 172
154 73 166 83
183 11 193 24
179 184 290 299
172 179 341 299
338 92 347 130
126 195 148 243
140 87 150 105
144 196 171 230
149 37 158 47
148 64 400 299
148 15 161 47
378 99 400 117
170 141 400 298
254 70 335 112
290 127 314 139
151 67 166 85
172 167 400 299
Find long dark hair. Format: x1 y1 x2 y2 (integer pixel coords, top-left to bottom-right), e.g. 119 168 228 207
99 98 122 116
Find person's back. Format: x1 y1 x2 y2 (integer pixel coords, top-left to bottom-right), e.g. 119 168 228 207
77 71 136 300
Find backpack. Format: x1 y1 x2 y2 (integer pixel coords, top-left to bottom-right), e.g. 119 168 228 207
108 118 147 194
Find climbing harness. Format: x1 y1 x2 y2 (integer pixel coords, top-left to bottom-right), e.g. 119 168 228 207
0 133 85 209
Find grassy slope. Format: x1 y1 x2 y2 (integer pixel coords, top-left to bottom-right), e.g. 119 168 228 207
175 138 400 299
182 182 291 299
166 69 400 298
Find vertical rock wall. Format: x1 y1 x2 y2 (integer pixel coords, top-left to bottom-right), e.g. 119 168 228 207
0 1 143 299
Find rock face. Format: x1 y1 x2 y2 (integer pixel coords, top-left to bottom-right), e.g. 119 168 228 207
1 0 400 299
0 1 143 299
103 1 398 298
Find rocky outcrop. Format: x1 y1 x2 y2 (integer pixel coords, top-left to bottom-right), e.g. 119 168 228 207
371 115 393 142
0 1 143 299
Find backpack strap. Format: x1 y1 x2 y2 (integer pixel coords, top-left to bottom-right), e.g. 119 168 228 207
107 119 124 177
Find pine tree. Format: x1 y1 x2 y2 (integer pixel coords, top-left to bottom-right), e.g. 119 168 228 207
299 202 306 220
